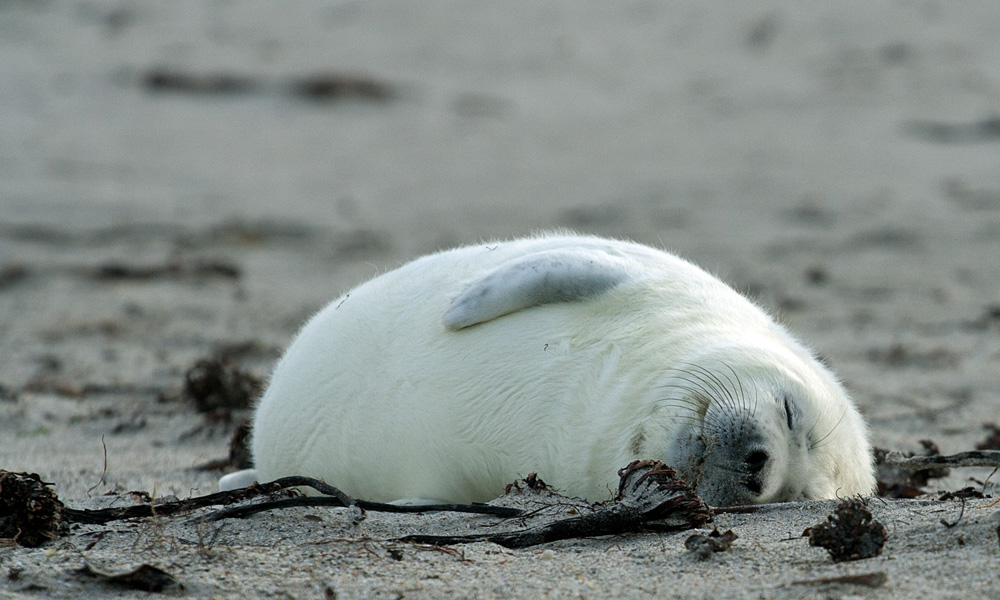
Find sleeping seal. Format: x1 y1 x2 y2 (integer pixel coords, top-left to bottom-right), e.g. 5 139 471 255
219 234 875 506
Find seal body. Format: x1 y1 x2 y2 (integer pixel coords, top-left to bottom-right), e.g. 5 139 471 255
229 234 875 506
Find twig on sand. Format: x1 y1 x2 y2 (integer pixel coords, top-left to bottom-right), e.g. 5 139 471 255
883 450 1000 471
398 461 711 549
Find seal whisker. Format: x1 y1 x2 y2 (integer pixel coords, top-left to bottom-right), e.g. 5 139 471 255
805 413 822 440
809 408 848 450
710 363 753 423
659 380 714 409
718 363 752 419
724 363 749 410
670 367 723 404
712 363 745 414
653 389 706 413
675 367 736 414
682 364 758 431
656 380 732 433
652 408 706 428
653 394 717 431
687 364 739 412
655 385 726 431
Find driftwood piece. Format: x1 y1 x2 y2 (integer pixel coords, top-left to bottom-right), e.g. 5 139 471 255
399 460 711 549
882 450 1000 472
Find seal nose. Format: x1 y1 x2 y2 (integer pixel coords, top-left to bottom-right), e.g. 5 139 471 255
743 450 769 496
745 450 769 474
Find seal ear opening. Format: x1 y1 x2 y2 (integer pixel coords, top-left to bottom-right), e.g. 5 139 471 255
443 249 631 330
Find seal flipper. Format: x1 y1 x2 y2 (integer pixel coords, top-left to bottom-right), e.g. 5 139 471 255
443 248 631 330
218 468 259 491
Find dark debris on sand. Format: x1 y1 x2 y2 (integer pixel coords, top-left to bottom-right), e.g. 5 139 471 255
977 423 1000 451
503 472 553 495
874 440 949 498
183 358 262 416
685 527 738 559
0 471 67 547
804 499 887 562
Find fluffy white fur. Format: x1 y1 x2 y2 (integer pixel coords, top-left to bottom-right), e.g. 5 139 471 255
224 234 875 505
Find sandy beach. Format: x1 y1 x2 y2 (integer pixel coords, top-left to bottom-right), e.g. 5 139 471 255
2 1 999 598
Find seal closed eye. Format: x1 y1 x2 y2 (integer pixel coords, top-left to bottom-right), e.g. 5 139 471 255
442 248 633 330
229 233 876 506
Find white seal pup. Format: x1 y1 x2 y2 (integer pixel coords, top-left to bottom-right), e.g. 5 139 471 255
219 234 875 506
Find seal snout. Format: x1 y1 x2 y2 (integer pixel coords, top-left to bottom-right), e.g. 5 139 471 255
690 426 777 506
742 449 769 496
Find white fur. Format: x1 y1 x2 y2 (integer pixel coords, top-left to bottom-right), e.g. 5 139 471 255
240 234 875 505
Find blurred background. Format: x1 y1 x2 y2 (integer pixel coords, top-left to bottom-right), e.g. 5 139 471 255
1 1 998 495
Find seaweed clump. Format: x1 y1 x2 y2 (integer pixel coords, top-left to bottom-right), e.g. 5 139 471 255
804 498 887 562
183 358 262 416
0 471 67 547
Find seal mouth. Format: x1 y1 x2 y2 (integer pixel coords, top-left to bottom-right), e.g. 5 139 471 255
665 425 780 506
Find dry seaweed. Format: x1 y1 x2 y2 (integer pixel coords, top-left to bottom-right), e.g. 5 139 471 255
183 358 262 415
503 472 552 495
141 68 257 95
882 449 1000 471
399 461 711 548
907 115 1000 143
63 479 298 525
977 423 1000 450
685 528 738 559
206 478 521 521
192 419 253 471
0 264 29 291
227 419 253 469
0 471 67 547
62 476 519 525
938 487 986 501
875 440 950 498
88 260 241 282
289 74 395 102
804 499 887 562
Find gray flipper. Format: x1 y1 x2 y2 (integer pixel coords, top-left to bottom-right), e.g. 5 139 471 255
443 248 631 330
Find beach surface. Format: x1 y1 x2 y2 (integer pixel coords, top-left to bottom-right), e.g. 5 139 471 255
2 1 999 598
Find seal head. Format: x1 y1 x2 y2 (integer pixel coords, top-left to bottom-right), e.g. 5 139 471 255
651 347 872 506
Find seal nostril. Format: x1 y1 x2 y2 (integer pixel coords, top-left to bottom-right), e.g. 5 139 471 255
745 477 763 495
745 450 769 473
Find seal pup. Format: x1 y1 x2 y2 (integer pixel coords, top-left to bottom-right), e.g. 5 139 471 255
220 234 875 506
